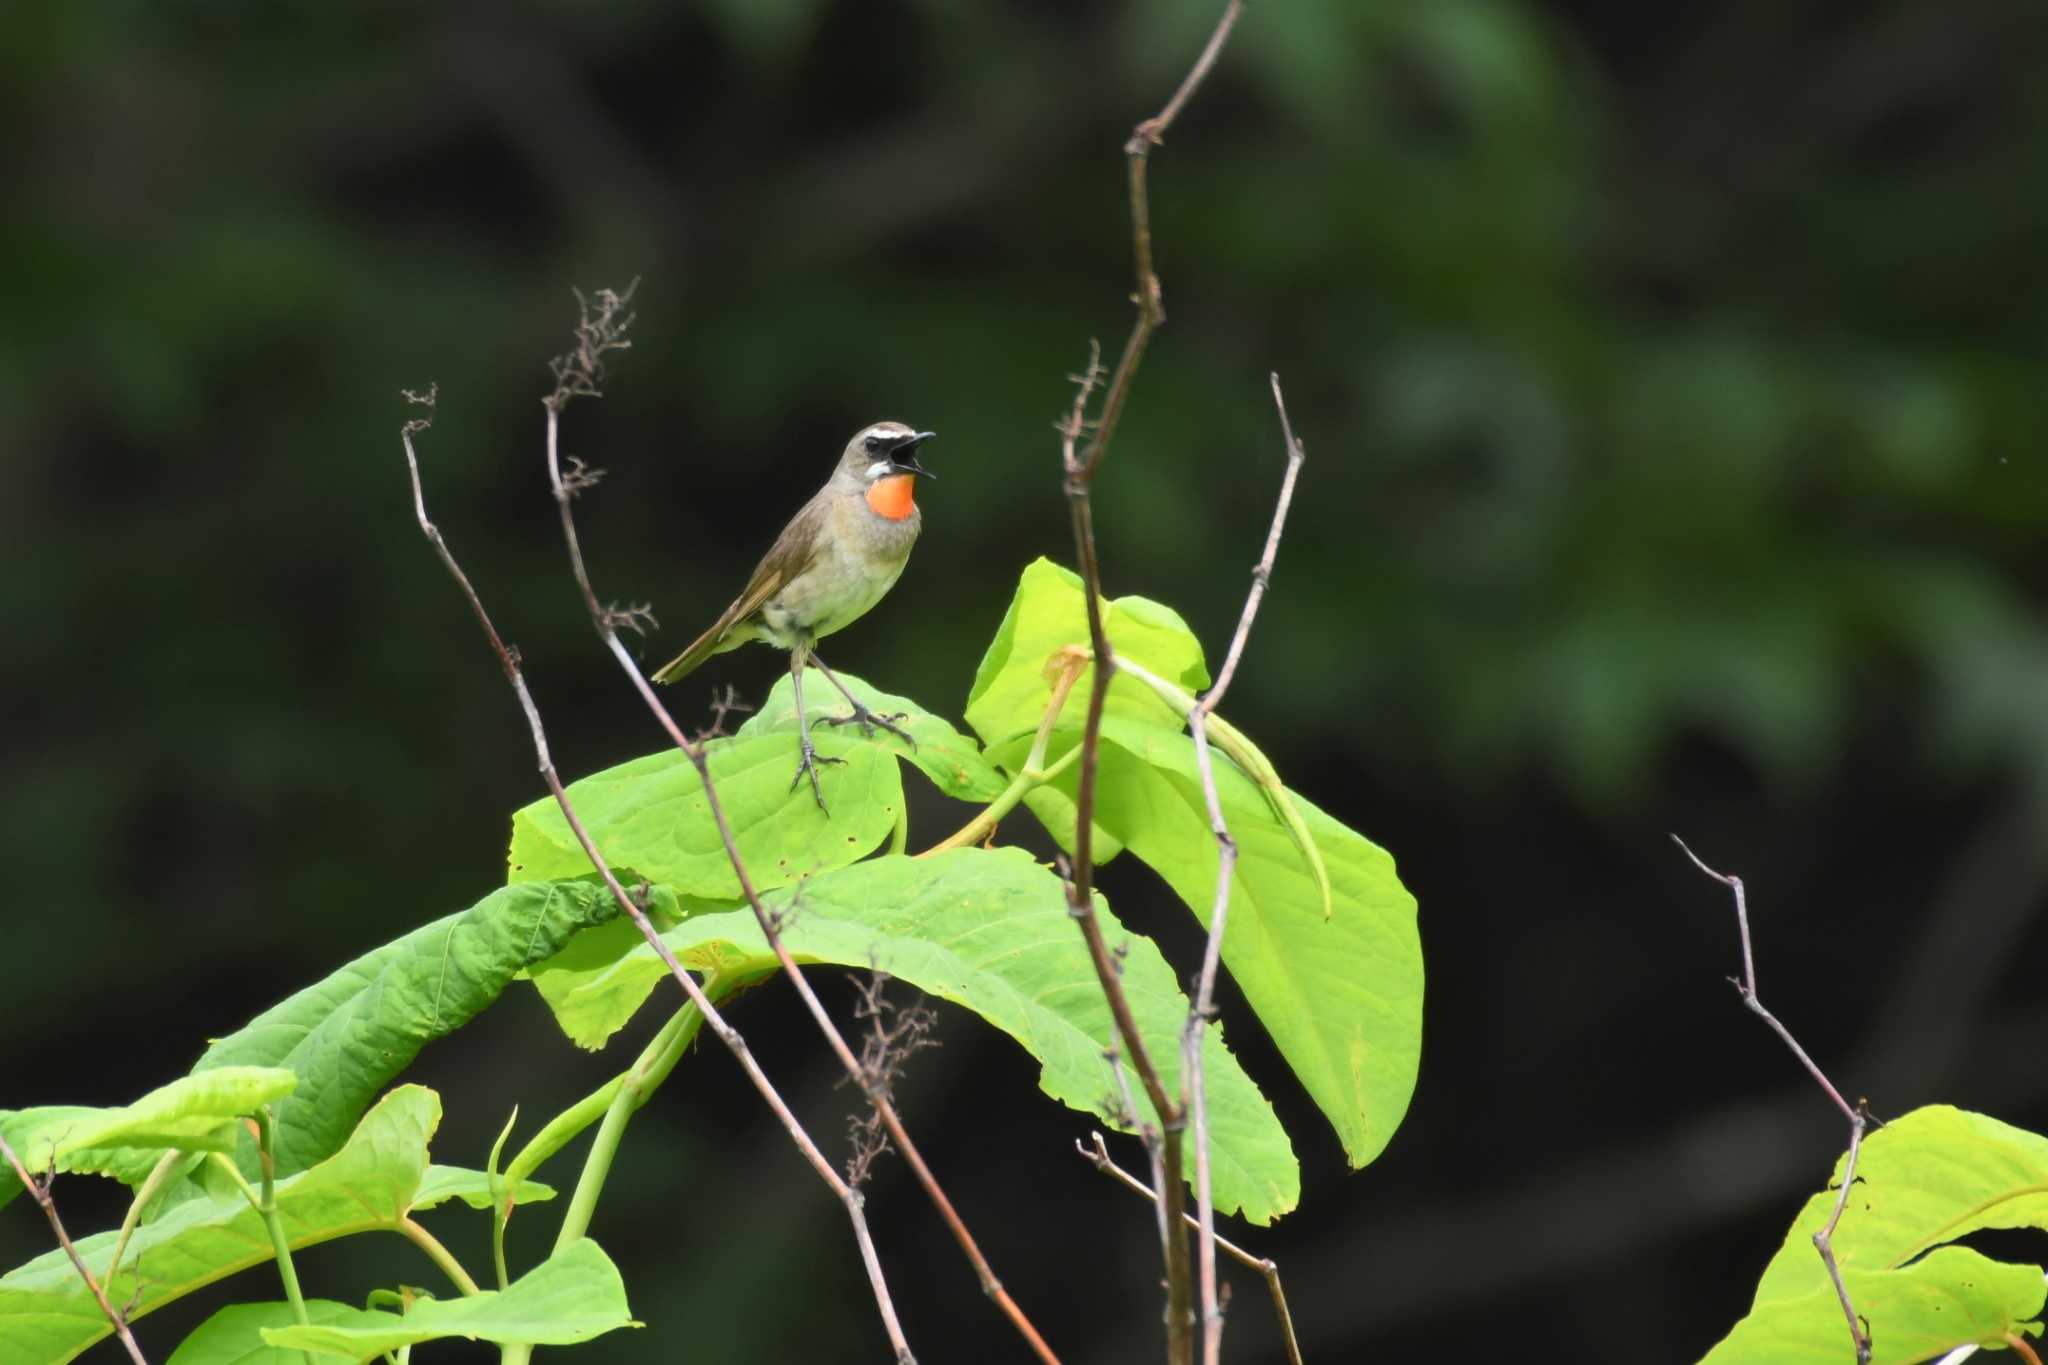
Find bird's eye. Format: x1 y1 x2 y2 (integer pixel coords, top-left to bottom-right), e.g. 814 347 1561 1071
864 435 884 453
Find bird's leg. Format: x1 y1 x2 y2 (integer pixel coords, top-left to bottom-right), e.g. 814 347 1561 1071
807 652 917 750
787 647 844 810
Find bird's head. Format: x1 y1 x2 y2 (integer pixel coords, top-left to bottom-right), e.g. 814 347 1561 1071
840 422 936 484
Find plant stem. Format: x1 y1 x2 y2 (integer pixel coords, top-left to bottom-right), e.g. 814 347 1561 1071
553 998 708 1253
920 653 1088 857
253 1109 315 1365
105 1150 182 1293
398 1217 482 1297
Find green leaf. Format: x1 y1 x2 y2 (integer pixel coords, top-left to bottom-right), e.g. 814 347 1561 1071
1752 1106 2048 1300
411 1164 555 1212
190 881 618 1178
0 1068 297 1207
552 847 1299 1223
1011 713 1423 1170
167 1300 359 1364
1701 1246 2044 1364
260 1239 635 1356
507 734 902 897
964 558 1211 749
0 1086 443 1365
738 667 1007 800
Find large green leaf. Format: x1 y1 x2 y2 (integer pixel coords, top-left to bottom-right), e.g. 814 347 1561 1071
738 667 1007 801
964 558 1211 748
1752 1107 2048 1299
1705 1106 2048 1363
542 847 1299 1223
191 881 618 1177
1007 714 1423 1171
167 1301 361 1364
0 1086 443 1364
260 1239 635 1356
1702 1246 2044 1364
1 1068 297 1208
507 734 901 896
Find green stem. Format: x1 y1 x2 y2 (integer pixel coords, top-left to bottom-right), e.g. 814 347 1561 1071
501 997 713 1365
552 999 707 1253
104 1149 181 1291
920 654 1087 856
253 1108 315 1365
920 744 1083 855
487 1107 520 1292
398 1217 482 1296
890 795 908 855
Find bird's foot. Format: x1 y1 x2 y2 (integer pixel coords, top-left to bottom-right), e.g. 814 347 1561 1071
816 704 917 750
789 734 846 811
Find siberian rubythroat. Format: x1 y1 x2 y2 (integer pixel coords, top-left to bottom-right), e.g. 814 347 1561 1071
651 422 934 807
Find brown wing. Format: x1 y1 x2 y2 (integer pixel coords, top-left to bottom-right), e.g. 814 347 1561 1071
650 499 826 684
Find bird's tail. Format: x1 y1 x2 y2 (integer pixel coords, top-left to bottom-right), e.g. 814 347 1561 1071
650 621 732 685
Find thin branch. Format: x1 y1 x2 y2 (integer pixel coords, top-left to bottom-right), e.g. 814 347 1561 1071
1077 0 1244 484
1077 1133 1302 1365
398 389 917 1365
1673 836 1873 1365
1179 372 1308 1365
0 1134 150 1365
534 301 1058 1365
1058 7 1244 1362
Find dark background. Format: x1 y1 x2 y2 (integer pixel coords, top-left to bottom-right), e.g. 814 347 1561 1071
6 1 2047 1360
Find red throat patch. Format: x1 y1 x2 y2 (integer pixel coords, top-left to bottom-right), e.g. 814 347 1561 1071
865 473 917 521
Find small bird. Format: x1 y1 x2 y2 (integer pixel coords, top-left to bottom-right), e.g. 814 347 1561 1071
651 421 935 807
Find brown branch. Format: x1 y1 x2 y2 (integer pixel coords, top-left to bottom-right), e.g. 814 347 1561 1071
1056 6 1244 1362
1077 1133 1302 1365
1673 836 1873 1365
398 387 917 1365
1077 0 1244 485
1053 7 1248 1363
1179 372 1308 1365
534 303 1060 1365
0 1134 150 1365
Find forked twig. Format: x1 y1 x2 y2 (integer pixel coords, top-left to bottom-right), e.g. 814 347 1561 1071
535 302 1059 1365
398 387 916 1365
1673 835 1873 1365
1180 372 1308 1365
1058 6 1245 1362
1077 1132 1303 1365
0 1134 151 1364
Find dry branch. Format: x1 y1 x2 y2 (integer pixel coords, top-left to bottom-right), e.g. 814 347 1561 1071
398 386 917 1365
1057 5 1245 1363
1180 372 1308 1365
1077 1132 1303 1365
1674 835 1873 1365
0 1134 150 1365
533 298 1061 1365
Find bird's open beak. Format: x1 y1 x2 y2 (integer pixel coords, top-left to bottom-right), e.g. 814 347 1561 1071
890 431 936 479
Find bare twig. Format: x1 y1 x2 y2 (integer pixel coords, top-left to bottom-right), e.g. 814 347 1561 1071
1179 372 1308 1364
1673 836 1873 1365
1058 7 1244 1363
1077 1133 1303 1365
1079 0 1246 485
398 388 917 1365
843 972 940 1188
536 306 1060 1365
0 1134 150 1365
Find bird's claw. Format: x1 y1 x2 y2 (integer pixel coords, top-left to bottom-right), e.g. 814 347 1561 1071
790 735 846 811
815 705 917 751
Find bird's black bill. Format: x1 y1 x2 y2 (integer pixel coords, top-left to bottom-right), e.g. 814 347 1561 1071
889 430 936 479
